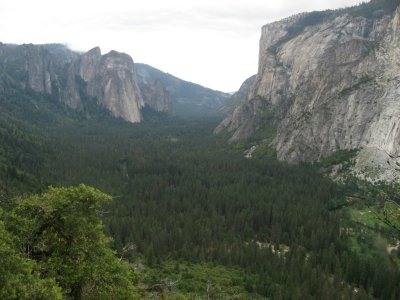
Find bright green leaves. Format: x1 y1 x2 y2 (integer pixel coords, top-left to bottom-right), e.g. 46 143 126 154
10 184 111 258
6 185 138 299
0 208 62 299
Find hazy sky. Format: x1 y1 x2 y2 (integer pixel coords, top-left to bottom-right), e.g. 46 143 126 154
0 0 361 92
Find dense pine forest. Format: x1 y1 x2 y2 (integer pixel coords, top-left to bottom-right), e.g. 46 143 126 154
2 0 400 298
0 85 400 299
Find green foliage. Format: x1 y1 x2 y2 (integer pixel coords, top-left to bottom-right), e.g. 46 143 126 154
7 185 138 299
0 112 397 298
268 0 400 55
251 141 277 160
339 76 374 97
320 149 359 169
0 115 47 196
141 261 265 299
0 209 62 299
343 0 400 19
243 99 277 147
0 79 399 298
329 177 400 298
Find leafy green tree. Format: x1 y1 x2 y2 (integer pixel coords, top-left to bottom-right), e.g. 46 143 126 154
8 185 138 299
0 208 62 299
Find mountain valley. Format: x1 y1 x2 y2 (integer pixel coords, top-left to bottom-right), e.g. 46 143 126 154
0 0 400 299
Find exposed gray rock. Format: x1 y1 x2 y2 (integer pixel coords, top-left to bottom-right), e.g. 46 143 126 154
214 95 269 143
141 79 171 112
0 44 165 123
79 48 144 123
62 62 82 110
217 4 400 181
79 47 101 83
217 75 256 116
23 45 53 95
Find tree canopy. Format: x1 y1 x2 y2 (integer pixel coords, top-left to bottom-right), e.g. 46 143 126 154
4 185 138 299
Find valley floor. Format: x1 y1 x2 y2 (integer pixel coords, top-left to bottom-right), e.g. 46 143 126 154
1 110 400 299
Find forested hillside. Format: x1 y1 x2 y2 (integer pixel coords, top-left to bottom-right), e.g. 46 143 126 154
0 86 399 298
135 64 229 116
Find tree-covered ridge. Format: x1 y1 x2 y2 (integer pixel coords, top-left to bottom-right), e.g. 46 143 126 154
268 0 400 55
344 0 400 19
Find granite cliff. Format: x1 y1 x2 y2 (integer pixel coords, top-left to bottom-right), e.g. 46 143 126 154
78 47 145 122
0 43 170 123
216 0 400 181
140 79 171 113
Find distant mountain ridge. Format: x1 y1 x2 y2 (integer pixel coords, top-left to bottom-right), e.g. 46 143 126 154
0 42 229 123
135 63 230 116
216 75 256 116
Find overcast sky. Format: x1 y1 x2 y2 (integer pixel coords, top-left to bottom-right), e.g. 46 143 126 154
0 0 362 92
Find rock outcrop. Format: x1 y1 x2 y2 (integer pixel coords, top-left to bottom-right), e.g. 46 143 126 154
216 75 256 117
0 44 60 95
217 1 400 181
79 48 145 122
0 43 170 123
24 45 54 95
140 79 171 112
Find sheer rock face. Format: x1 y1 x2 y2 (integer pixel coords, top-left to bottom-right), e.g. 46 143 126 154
63 62 82 110
0 43 77 97
0 44 172 123
79 48 144 123
215 75 256 118
218 6 400 181
24 45 53 95
0 44 58 95
140 79 172 112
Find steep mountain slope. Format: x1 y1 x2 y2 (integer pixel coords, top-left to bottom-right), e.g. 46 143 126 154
140 78 172 113
136 63 230 116
217 75 256 116
0 43 171 123
216 0 400 181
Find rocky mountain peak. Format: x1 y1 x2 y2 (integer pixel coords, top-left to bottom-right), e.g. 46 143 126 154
85 48 144 123
0 43 173 123
79 47 101 82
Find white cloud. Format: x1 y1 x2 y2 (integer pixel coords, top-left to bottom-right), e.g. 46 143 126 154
0 0 362 91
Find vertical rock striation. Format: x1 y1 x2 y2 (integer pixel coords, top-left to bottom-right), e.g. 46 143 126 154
140 79 172 112
217 3 400 181
79 48 145 123
0 44 172 123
